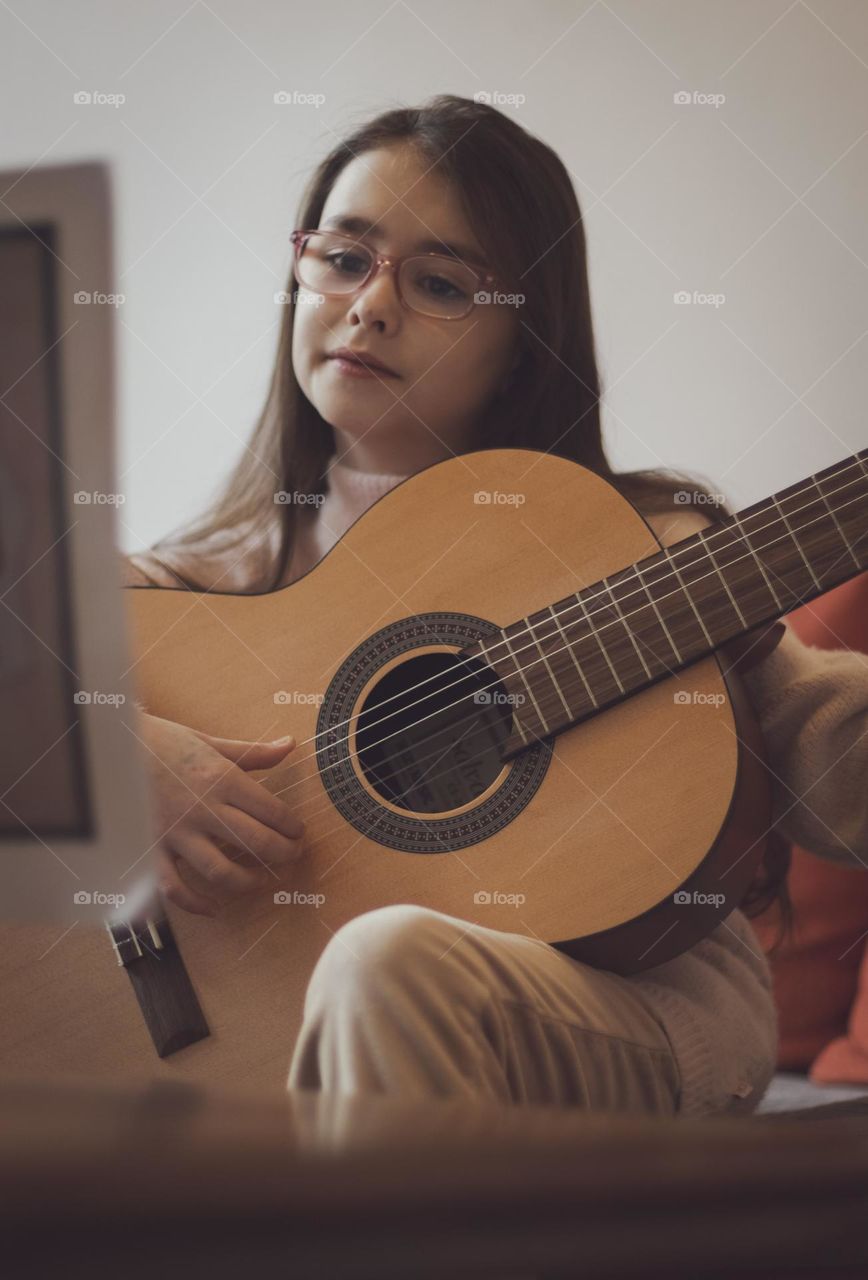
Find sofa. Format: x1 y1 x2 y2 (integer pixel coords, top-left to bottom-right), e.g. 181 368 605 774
747 572 868 1118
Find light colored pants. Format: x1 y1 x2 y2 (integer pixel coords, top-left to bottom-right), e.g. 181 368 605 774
287 903 683 1115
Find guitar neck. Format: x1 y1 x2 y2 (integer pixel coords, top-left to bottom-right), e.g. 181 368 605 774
464 446 868 747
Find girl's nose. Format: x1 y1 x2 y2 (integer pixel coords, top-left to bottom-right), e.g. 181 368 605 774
348 267 402 330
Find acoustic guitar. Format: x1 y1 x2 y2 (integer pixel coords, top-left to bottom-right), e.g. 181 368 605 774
3 445 866 1094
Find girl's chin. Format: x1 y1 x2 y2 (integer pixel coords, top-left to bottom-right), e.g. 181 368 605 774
313 394 412 429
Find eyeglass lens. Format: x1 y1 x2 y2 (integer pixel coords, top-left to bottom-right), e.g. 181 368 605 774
296 232 479 318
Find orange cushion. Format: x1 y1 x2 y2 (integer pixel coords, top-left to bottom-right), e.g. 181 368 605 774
749 572 868 1078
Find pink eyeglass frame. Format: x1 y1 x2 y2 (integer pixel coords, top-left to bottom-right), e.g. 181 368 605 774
289 228 500 319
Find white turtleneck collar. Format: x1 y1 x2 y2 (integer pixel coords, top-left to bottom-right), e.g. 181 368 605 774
284 453 415 583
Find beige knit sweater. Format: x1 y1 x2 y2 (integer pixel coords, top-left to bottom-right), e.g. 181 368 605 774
123 457 868 1118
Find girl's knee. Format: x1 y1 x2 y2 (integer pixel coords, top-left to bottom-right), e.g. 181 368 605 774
308 903 459 993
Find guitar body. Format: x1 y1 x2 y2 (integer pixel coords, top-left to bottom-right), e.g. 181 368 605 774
0 449 771 1093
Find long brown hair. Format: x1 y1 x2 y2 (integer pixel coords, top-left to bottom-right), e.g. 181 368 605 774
152 92 792 950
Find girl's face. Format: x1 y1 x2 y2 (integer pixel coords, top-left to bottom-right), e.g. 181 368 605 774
291 142 521 471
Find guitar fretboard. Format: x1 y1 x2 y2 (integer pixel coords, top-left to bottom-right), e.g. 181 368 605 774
463 446 868 746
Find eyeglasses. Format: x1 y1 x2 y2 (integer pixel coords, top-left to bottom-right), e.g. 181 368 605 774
289 228 499 320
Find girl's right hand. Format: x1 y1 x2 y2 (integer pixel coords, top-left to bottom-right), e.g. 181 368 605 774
137 712 306 917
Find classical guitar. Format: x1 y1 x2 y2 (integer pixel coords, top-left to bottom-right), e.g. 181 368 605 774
4 445 866 1092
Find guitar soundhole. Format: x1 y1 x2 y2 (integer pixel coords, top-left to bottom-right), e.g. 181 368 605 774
355 652 512 814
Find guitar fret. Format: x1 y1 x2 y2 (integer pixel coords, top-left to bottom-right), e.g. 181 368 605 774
576 590 625 694
771 494 823 592
813 471 861 571
819 455 868 569
629 550 706 657
661 548 714 648
603 575 653 680
787 466 868 587
633 562 683 664
524 615 573 720
503 630 551 734
848 456 868 557
697 528 747 629
475 638 530 746
736 510 784 612
548 602 598 708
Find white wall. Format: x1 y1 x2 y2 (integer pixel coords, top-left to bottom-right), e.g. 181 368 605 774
2 0 866 551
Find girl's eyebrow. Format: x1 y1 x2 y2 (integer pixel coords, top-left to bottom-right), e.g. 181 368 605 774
321 213 491 270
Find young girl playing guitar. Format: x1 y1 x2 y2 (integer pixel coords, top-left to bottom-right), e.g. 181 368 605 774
124 95 868 1119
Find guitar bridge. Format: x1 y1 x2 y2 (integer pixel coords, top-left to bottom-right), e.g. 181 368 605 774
106 913 210 1059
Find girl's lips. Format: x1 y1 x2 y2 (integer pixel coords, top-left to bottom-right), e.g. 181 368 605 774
326 354 399 379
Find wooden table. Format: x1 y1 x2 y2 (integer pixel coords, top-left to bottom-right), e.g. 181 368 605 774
1 1075 867 1278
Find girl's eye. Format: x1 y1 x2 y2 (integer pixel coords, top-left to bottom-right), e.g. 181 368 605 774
324 250 370 276
419 273 467 300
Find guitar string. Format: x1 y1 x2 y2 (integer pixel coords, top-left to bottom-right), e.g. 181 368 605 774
223 472 868 852
232 488 867 856
267 465 868 814
279 455 867 769
263 458 868 806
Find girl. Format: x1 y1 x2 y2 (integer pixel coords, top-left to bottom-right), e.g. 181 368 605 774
125 94 868 1119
